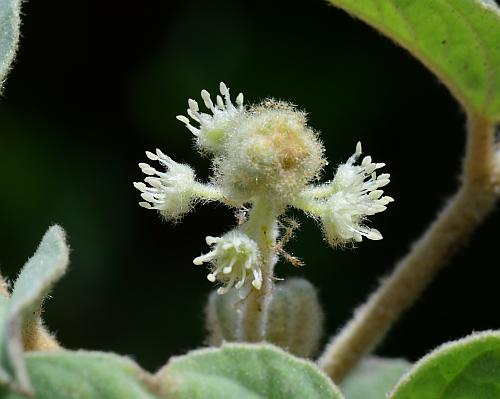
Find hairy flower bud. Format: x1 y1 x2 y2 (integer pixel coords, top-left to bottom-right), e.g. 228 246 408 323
205 278 323 358
216 101 325 207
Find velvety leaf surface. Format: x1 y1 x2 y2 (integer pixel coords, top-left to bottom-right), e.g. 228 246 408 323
0 225 69 394
327 0 500 120
0 0 21 90
158 343 344 399
0 351 158 399
341 357 409 399
266 278 323 358
390 331 500 399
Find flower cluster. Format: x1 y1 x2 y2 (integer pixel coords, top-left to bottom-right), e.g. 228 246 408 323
134 149 196 220
176 82 244 154
315 142 393 245
134 82 393 294
193 230 262 295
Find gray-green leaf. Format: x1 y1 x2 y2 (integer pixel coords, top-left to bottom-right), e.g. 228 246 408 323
0 351 159 399
390 330 500 399
0 225 69 395
341 357 410 399
157 343 344 399
0 0 22 91
327 0 500 121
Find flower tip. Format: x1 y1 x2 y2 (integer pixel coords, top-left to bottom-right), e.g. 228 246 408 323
205 236 219 245
138 201 152 209
188 98 199 111
145 151 157 161
193 256 204 265
219 81 228 95
356 141 362 156
176 115 189 124
133 182 146 191
236 93 244 107
201 90 215 110
367 229 383 240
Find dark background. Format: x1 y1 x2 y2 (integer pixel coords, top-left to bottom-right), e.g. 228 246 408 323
0 0 499 372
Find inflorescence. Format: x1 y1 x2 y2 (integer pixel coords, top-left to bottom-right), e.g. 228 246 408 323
135 82 393 294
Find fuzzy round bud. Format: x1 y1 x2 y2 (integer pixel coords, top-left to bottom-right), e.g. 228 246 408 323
216 101 325 207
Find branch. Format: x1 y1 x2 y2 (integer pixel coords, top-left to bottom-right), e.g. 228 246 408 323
318 113 499 383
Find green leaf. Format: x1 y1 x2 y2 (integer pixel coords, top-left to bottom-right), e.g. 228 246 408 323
265 278 323 358
0 0 22 91
157 343 344 399
0 225 69 395
0 351 159 399
327 0 500 121
390 330 500 399
205 288 240 345
341 357 410 399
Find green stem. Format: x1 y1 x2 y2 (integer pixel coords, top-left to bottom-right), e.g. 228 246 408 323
239 197 278 341
318 114 499 382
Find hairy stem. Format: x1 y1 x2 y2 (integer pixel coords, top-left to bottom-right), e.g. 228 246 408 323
239 198 278 341
318 114 498 383
23 323 61 351
0 274 60 351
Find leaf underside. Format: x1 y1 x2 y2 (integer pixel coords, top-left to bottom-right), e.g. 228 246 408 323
327 0 500 121
0 226 69 394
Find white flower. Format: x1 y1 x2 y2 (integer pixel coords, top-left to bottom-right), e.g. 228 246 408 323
320 142 394 245
193 230 262 295
135 80 394 295
134 148 196 220
176 82 244 153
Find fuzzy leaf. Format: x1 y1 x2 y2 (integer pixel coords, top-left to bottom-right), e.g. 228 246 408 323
158 343 344 399
327 0 500 121
390 330 500 399
265 278 323 358
0 351 159 399
341 357 409 399
205 288 240 345
0 0 22 91
0 225 69 395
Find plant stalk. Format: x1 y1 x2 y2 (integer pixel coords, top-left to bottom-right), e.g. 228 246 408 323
318 114 499 383
239 198 278 341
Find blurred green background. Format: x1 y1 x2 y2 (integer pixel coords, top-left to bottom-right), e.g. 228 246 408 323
0 0 499 371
